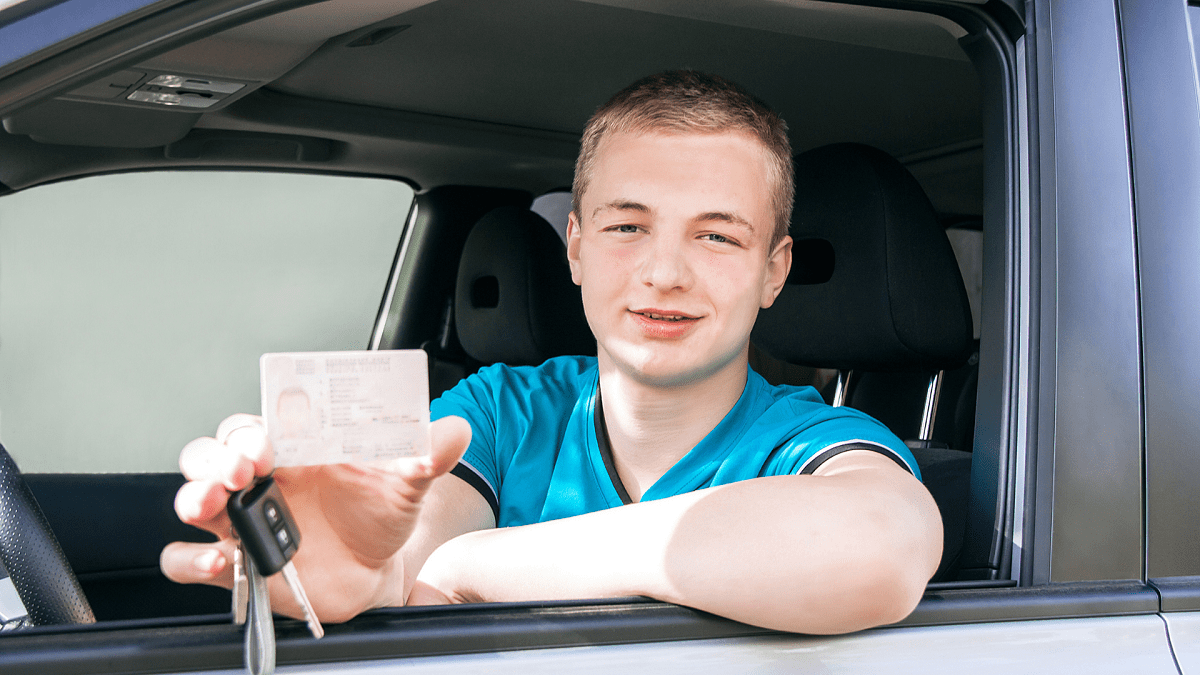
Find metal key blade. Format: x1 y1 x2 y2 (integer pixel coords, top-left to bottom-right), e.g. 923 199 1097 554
244 552 275 675
280 561 323 639
232 544 248 625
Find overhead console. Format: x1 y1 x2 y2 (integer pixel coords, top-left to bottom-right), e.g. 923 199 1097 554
0 0 437 148
62 69 259 111
1 68 263 147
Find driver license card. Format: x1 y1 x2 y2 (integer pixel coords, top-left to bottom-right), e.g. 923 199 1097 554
260 350 429 466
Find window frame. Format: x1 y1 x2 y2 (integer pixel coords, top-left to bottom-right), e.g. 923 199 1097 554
1 0 1176 670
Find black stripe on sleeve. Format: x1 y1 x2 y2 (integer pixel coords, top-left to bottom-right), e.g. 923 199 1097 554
450 462 500 523
797 442 915 476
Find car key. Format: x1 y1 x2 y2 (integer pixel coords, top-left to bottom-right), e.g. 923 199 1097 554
227 476 324 639
231 542 248 625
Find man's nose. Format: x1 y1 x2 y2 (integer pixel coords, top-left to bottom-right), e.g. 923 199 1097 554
638 234 693 291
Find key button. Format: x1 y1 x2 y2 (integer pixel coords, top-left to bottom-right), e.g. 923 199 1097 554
276 527 292 548
263 500 283 528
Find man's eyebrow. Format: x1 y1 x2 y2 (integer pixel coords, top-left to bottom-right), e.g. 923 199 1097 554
696 211 755 233
592 200 650 219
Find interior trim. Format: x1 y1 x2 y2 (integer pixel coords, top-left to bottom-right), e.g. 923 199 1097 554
900 580 1159 627
0 582 1161 675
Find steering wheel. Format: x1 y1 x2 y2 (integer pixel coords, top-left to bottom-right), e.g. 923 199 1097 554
0 443 95 627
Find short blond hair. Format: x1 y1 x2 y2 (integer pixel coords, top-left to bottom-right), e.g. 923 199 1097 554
572 70 794 248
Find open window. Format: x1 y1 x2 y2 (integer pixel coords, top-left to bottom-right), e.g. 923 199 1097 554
0 0 1048 671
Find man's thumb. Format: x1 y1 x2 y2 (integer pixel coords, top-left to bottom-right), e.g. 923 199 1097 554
426 415 471 477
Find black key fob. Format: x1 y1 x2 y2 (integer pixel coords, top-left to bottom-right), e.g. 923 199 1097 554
227 476 300 577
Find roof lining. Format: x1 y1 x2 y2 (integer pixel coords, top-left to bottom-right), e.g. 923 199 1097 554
137 0 439 81
575 0 970 61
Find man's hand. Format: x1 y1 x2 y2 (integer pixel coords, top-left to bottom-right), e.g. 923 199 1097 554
160 414 472 623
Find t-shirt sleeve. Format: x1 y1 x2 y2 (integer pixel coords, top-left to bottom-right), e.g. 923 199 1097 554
765 401 922 481
430 369 502 518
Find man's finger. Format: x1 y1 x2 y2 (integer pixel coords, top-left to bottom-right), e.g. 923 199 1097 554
160 540 235 588
180 437 255 490
175 479 233 533
225 424 274 478
215 413 264 444
217 414 274 477
179 437 220 481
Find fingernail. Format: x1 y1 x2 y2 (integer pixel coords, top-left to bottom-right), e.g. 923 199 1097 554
195 550 224 574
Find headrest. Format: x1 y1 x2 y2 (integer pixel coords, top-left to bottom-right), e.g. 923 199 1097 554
752 143 973 372
455 206 595 365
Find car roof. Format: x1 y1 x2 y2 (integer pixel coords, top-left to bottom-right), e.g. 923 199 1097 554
0 0 982 217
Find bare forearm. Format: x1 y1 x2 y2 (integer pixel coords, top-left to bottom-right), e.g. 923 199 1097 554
651 470 941 633
418 467 941 634
369 472 495 609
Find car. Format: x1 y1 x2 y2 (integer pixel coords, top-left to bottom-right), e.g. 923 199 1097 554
0 0 1198 672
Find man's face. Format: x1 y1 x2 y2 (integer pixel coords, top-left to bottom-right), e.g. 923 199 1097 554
566 130 792 388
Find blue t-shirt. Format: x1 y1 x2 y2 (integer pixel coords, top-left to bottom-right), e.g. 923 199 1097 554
430 355 918 527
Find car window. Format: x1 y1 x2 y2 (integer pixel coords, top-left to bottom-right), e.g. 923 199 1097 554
0 171 413 473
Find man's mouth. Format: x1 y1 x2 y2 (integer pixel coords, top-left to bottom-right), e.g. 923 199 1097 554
631 309 699 322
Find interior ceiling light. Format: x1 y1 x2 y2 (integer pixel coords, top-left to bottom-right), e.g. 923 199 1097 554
144 75 245 94
126 75 246 109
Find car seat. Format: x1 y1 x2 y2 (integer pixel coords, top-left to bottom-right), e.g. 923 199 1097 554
451 204 595 368
753 143 975 581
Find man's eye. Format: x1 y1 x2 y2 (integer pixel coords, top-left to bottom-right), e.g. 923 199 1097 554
702 233 732 244
612 224 640 233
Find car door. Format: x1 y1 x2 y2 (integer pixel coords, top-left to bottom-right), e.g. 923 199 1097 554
1116 1 1200 672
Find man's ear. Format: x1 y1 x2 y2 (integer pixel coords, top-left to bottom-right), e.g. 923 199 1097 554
566 211 583 286
760 235 792 309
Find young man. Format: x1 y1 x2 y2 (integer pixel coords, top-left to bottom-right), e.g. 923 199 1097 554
162 71 942 634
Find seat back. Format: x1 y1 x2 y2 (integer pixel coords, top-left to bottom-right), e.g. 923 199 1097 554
754 143 973 370
454 205 595 366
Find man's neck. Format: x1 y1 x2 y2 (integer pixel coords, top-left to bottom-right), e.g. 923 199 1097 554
596 349 749 502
